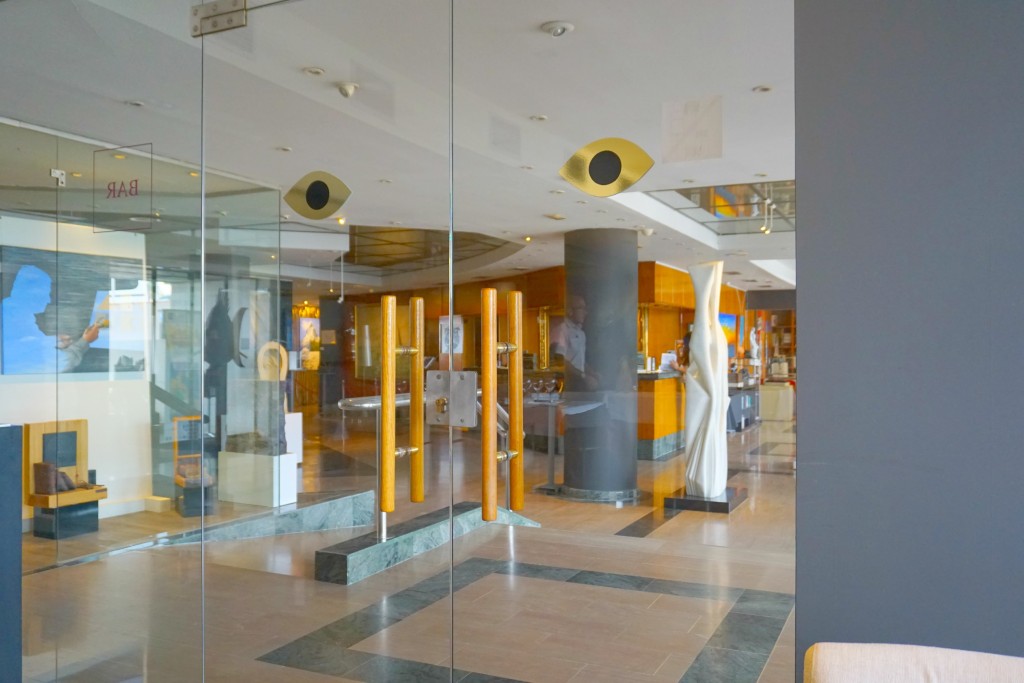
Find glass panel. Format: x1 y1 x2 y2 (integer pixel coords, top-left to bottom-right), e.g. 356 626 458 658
200 0 454 679
1 1 204 680
451 2 796 681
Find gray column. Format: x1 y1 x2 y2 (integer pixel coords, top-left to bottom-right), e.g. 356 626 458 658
560 229 638 501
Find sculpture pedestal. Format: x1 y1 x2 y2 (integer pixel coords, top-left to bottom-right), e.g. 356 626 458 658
664 486 748 514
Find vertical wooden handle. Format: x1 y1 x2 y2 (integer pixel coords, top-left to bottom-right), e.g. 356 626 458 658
380 296 396 513
508 291 524 511
481 288 497 521
409 297 425 502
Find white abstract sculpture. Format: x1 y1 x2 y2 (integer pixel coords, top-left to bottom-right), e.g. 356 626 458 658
684 261 730 498
749 322 761 367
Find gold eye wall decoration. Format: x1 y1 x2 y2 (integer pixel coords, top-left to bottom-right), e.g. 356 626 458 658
284 171 352 220
559 138 654 197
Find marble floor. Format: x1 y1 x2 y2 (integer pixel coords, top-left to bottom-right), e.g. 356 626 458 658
21 415 796 682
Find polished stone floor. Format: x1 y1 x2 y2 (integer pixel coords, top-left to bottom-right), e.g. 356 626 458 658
21 414 795 682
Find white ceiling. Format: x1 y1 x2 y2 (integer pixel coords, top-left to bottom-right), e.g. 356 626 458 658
0 0 795 301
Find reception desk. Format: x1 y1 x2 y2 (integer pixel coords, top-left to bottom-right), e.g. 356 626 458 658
637 370 685 460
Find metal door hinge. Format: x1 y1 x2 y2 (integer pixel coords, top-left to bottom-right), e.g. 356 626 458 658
191 0 247 38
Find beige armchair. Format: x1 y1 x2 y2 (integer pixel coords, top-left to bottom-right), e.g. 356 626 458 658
805 642 1024 683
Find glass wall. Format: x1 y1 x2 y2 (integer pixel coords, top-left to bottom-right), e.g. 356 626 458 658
3 1 796 681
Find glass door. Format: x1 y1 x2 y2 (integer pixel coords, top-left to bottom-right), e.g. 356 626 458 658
200 1 457 680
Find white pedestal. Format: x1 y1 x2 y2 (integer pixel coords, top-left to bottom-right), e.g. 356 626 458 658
219 451 299 507
759 383 795 421
285 412 303 463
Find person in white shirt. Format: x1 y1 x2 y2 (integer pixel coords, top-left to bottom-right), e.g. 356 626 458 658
551 294 597 390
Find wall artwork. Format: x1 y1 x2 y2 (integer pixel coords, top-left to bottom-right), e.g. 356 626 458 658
298 317 320 370
0 246 145 375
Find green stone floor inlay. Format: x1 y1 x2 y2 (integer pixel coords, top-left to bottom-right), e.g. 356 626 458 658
258 557 793 682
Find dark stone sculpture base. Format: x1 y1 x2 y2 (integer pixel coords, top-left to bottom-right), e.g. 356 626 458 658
664 486 748 514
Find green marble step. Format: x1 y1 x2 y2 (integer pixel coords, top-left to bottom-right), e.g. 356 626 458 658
169 489 374 544
315 502 540 585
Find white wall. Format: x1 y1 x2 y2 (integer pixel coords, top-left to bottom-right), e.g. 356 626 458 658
0 216 153 518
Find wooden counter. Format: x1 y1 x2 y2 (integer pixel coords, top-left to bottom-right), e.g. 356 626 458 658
637 371 685 460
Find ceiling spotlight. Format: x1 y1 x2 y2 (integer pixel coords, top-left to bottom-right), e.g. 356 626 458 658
529 114 549 122
189 171 199 177
549 189 565 195
276 146 293 152
124 100 146 108
640 227 655 237
337 216 346 225
754 172 768 178
682 178 696 184
303 300 309 305
302 66 326 76
752 85 772 93
520 165 534 171
764 227 772 235
760 224 767 232
113 153 126 160
543 213 566 221
524 236 533 242
337 82 359 98
540 21 574 37
70 172 83 178
378 178 392 184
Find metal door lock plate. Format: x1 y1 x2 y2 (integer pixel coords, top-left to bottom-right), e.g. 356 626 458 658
425 371 478 427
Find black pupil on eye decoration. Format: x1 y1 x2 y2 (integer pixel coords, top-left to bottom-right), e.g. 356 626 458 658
306 180 330 210
588 150 622 185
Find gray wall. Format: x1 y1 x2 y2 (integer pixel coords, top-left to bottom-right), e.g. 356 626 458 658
796 1 1024 677
1 425 21 678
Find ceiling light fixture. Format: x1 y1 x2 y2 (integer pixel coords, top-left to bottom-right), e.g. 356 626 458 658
543 213 566 221
520 165 534 171
540 21 575 37
124 100 146 107
529 114 549 122
112 153 126 160
752 85 772 93
189 171 199 177
337 216 346 226
276 146 292 152
70 172 82 178
378 178 392 184
524 236 533 242
302 66 326 76
337 82 359 98
549 189 565 195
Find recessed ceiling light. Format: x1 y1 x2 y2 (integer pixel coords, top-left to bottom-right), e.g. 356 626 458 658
596 209 608 214
337 82 359 98
524 236 533 242
124 100 146 107
755 173 768 178
276 146 293 152
743 279 758 282
337 216 346 225
576 200 588 205
280 214 290 220
540 21 574 37
378 178 392 184
682 178 696 184
302 66 326 76
543 214 565 221
529 114 549 122
113 153 126 160
725 271 741 275
520 165 534 171
752 85 772 93
70 172 83 178
616 218 627 222
217 210 229 216
390 221 402 226
189 171 199 177
549 189 565 195
129 216 160 223
303 300 309 305
270 254 277 259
